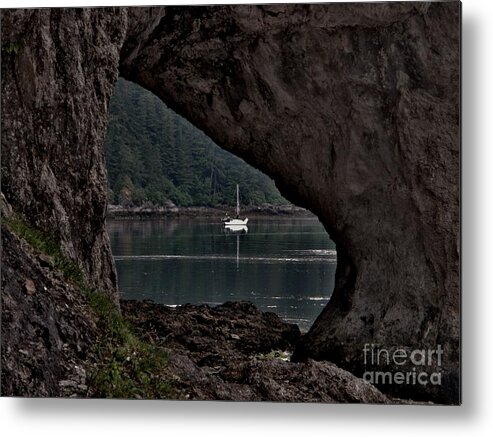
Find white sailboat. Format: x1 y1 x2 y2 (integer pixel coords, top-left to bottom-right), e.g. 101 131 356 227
222 184 249 227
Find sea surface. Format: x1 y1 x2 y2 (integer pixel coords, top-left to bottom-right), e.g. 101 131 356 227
107 216 336 332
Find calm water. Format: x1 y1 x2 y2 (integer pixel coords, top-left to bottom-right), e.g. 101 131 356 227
107 216 336 332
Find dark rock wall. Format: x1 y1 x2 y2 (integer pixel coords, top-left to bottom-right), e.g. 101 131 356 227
1 225 97 397
1 8 126 297
120 3 460 404
1 3 460 403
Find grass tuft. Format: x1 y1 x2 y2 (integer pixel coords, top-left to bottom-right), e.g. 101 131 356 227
4 214 178 399
2 42 22 55
85 290 176 399
4 215 85 288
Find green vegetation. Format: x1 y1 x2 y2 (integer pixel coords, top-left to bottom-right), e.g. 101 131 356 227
2 42 22 55
5 215 85 288
4 214 178 399
255 350 291 362
104 78 286 207
86 291 175 399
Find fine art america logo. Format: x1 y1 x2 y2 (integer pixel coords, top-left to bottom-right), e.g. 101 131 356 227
362 344 443 386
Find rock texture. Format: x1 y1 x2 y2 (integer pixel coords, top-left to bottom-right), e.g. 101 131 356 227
122 300 391 403
1 3 460 403
124 300 302 358
1 8 127 297
1 225 96 397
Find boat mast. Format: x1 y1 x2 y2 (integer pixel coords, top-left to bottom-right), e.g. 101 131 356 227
236 184 240 217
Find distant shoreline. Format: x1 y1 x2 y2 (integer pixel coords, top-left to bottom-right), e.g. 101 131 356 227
106 203 314 219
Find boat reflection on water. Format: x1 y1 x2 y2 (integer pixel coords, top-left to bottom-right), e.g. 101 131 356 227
109 216 336 332
223 224 248 269
224 224 248 234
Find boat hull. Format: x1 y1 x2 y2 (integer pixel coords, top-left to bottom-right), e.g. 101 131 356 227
224 224 248 233
223 218 248 226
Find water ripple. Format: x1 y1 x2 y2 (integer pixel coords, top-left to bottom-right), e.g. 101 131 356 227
114 253 336 264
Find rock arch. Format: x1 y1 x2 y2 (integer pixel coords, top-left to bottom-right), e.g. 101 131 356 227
1 3 460 403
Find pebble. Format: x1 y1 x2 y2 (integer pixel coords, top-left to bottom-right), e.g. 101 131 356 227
24 279 36 295
59 379 77 387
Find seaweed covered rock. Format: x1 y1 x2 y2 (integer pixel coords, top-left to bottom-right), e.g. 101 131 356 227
122 299 391 403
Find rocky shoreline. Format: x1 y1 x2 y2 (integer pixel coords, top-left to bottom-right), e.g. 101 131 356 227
121 299 395 403
0 214 411 402
106 203 313 219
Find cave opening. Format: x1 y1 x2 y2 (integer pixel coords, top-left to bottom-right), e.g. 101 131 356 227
103 78 337 332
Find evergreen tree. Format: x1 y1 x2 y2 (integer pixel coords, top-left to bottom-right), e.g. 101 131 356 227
104 78 286 207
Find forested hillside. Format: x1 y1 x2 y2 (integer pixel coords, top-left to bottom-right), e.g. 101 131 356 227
104 79 285 207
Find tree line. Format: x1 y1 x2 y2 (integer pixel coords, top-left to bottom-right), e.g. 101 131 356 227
104 79 285 207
